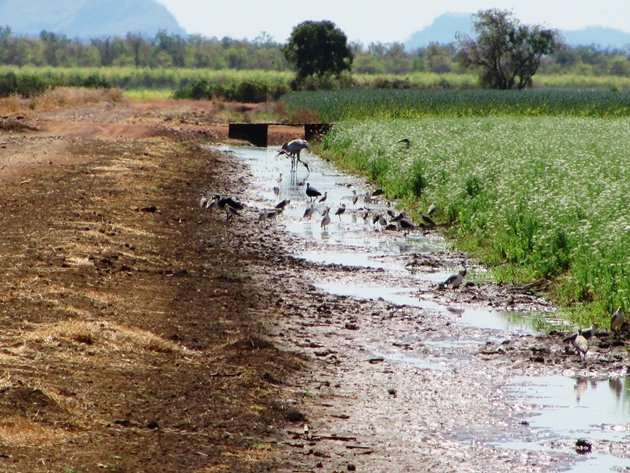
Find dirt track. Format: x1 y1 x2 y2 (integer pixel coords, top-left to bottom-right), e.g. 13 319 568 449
0 95 628 473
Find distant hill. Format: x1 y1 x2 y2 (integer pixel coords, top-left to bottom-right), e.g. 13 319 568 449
0 0 186 38
404 13 630 50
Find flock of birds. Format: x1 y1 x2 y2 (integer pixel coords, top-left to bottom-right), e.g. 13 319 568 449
200 139 627 362
563 307 626 362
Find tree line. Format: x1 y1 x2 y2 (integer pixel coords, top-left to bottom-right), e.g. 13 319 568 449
0 24 628 78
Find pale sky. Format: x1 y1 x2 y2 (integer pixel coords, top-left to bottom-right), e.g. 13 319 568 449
157 0 630 44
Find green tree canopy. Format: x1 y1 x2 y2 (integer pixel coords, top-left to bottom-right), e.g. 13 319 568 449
283 20 353 84
458 9 562 89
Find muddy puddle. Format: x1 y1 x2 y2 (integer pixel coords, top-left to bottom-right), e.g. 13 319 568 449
213 144 629 471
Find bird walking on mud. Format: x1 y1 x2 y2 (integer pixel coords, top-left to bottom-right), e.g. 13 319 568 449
563 323 598 343
306 183 322 202
439 267 467 289
611 307 625 333
572 331 589 361
351 190 359 207
318 191 328 203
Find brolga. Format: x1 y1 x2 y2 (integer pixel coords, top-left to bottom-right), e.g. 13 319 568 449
306 183 322 202
335 203 346 220
318 191 328 203
278 139 310 173
439 267 467 289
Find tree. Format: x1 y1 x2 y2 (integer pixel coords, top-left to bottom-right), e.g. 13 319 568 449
458 9 561 89
283 20 353 85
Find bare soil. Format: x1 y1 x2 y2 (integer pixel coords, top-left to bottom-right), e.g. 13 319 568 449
0 96 627 473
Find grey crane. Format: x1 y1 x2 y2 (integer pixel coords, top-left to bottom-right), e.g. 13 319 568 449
278 139 310 173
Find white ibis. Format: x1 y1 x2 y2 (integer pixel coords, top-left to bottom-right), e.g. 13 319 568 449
572 332 588 361
306 183 322 202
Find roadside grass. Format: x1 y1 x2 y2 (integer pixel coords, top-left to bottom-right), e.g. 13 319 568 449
319 117 629 324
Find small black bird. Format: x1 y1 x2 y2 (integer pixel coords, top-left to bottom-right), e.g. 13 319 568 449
396 138 411 148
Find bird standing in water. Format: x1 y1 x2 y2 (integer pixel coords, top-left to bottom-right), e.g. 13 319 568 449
306 183 322 202
335 203 346 220
320 207 331 229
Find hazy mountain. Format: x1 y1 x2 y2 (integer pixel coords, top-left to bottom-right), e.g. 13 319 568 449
404 13 630 50
0 0 186 38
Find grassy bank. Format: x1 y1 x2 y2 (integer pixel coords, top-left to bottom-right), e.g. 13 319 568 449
318 117 629 324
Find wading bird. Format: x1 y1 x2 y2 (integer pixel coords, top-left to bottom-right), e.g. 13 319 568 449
318 191 328 203
351 190 359 207
427 203 437 216
439 267 467 289
335 203 346 220
572 332 589 361
306 183 322 202
303 204 315 219
564 323 598 343
611 307 625 333
278 139 310 173
320 207 331 229
275 199 290 210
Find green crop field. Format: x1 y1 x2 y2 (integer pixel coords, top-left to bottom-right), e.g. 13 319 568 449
318 117 629 324
282 88 630 120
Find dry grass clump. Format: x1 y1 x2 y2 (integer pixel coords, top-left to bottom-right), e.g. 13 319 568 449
36 86 124 109
0 86 124 114
24 320 192 356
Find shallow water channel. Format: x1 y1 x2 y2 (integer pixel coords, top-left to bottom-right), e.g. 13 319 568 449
215 144 630 471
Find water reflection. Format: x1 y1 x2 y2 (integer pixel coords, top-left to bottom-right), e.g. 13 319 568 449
511 375 630 442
